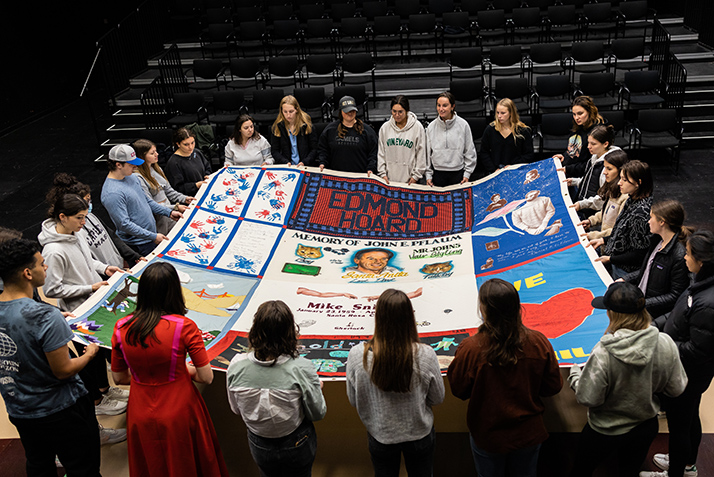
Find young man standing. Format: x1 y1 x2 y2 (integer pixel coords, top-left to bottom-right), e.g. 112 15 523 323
101 144 182 256
0 239 102 476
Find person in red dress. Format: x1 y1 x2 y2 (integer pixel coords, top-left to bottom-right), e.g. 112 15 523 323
111 261 228 477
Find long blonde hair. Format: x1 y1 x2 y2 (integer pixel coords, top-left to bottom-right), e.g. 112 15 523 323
271 95 313 137
491 98 529 144
133 139 167 193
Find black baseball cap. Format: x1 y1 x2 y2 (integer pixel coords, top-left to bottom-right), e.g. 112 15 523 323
591 281 646 313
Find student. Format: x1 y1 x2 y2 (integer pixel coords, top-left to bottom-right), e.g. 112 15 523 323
271 95 318 166
578 150 629 241
620 200 691 318
568 282 687 477
38 193 123 312
102 144 182 256
569 124 620 217
426 92 477 187
45 173 142 268
165 128 213 196
347 289 444 477
554 96 606 178
377 95 427 185
590 160 654 279
111 262 228 477
318 96 378 174
480 98 533 174
447 278 562 477
225 114 274 167
642 230 714 477
0 239 102 475
134 138 191 235
227 300 326 477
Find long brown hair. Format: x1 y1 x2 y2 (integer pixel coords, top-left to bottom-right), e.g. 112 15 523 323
364 289 420 393
597 149 628 201
271 95 313 137
651 200 692 243
571 96 604 131
478 278 527 366
248 300 300 363
231 114 261 145
121 262 187 348
337 116 365 139
133 139 168 192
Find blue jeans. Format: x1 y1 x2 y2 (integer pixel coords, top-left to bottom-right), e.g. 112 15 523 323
610 264 629 280
247 419 317 477
368 427 436 477
470 435 540 477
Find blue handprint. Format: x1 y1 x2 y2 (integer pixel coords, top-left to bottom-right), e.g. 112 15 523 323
236 178 251 190
225 188 237 196
268 212 281 222
211 193 225 202
213 225 227 235
257 190 270 199
269 198 285 210
204 200 217 210
196 255 210 265
207 216 225 225
283 173 296 182
186 243 202 254
181 234 196 244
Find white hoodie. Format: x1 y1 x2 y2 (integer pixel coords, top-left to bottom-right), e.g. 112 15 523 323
38 218 108 312
377 111 427 183
425 112 477 180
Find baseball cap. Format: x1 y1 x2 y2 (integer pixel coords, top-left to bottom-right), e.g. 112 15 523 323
591 281 646 313
108 144 144 166
339 96 358 113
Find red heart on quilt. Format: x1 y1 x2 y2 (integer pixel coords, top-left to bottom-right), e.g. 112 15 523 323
522 288 595 339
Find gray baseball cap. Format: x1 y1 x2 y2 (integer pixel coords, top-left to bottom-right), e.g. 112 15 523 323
108 144 144 165
339 96 358 113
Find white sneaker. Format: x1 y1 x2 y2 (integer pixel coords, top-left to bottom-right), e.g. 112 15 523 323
640 471 668 477
94 394 127 415
104 386 129 402
654 453 669 470
99 424 127 445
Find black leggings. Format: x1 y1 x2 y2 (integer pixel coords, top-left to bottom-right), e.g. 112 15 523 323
569 417 659 476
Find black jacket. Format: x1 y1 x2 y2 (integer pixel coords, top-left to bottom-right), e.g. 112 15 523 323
657 271 714 390
270 122 318 166
603 196 653 272
318 121 378 173
622 235 689 318
479 124 534 173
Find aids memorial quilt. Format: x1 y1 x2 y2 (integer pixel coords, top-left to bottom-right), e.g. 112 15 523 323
70 159 611 378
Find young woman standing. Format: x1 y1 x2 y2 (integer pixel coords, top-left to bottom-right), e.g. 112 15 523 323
318 96 378 174
590 160 654 279
447 278 562 477
554 96 605 178
578 150 629 241
134 139 192 235
111 262 228 477
426 92 477 187
346 289 444 477
377 95 427 185
642 230 714 477
225 114 274 167
226 300 326 477
480 98 533 174
165 128 212 196
570 125 620 216
271 95 318 167
568 282 687 477
620 200 691 318
38 194 122 312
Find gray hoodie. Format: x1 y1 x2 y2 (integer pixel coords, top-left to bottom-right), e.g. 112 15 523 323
38 218 108 312
568 326 687 436
425 112 477 180
377 111 427 184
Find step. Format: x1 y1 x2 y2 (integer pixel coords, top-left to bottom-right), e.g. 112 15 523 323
682 116 714 133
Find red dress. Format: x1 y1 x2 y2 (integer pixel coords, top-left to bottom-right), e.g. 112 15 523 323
111 314 229 477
